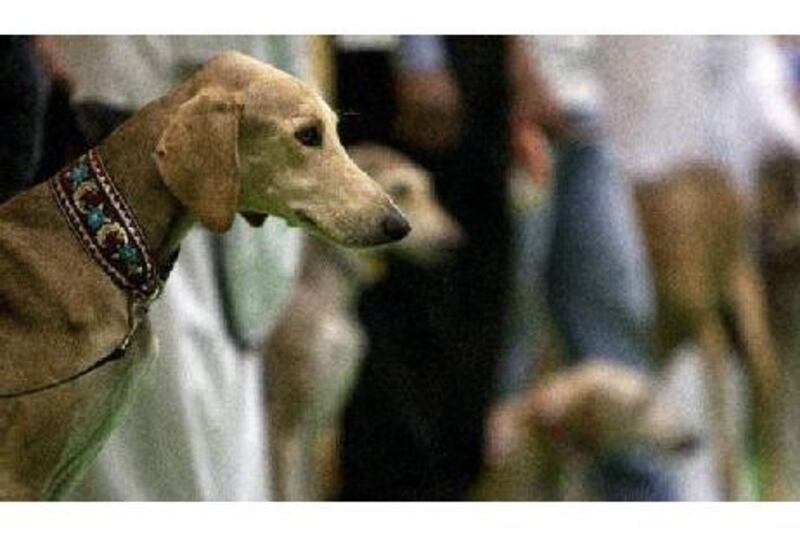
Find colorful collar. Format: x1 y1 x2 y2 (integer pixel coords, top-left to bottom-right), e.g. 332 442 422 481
50 147 166 303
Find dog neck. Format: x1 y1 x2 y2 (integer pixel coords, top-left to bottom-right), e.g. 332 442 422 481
49 94 198 304
98 97 195 268
50 148 172 303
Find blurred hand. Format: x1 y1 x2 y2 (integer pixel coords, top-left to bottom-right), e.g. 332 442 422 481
33 36 71 88
511 85 587 144
510 114 552 188
507 37 583 143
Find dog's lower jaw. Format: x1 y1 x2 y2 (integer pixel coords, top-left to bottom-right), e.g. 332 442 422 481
290 209 410 250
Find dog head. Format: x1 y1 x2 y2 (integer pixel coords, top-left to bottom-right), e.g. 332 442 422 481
153 52 410 247
526 362 699 457
486 362 699 466
347 144 464 267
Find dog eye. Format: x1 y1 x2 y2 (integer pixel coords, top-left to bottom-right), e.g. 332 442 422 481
295 125 322 148
389 183 411 201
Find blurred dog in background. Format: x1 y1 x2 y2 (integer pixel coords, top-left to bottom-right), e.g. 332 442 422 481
264 144 463 500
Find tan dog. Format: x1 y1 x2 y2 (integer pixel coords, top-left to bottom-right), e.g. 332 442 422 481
476 361 697 501
264 144 462 501
634 164 785 500
0 52 409 500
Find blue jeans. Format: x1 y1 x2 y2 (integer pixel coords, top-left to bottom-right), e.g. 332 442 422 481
500 135 676 501
546 138 654 370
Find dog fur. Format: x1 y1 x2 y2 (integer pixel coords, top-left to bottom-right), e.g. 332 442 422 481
634 164 786 500
264 144 462 500
0 52 408 500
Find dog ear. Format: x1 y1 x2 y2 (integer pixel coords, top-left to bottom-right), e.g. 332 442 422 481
154 87 244 233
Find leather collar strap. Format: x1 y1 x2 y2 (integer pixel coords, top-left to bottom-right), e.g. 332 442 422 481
50 147 165 303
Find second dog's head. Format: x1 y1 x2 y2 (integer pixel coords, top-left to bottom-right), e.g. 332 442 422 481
526 362 700 457
153 52 410 248
347 144 463 267
486 362 699 467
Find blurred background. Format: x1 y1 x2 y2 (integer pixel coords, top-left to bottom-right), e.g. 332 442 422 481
3 35 800 501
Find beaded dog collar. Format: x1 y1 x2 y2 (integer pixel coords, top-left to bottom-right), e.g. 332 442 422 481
50 147 165 303
0 149 175 399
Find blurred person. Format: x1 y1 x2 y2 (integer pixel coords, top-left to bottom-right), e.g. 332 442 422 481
337 36 516 500
544 133 672 500
494 36 675 501
51 36 307 500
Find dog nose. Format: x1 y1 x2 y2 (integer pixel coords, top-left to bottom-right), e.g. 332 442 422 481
382 212 411 241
